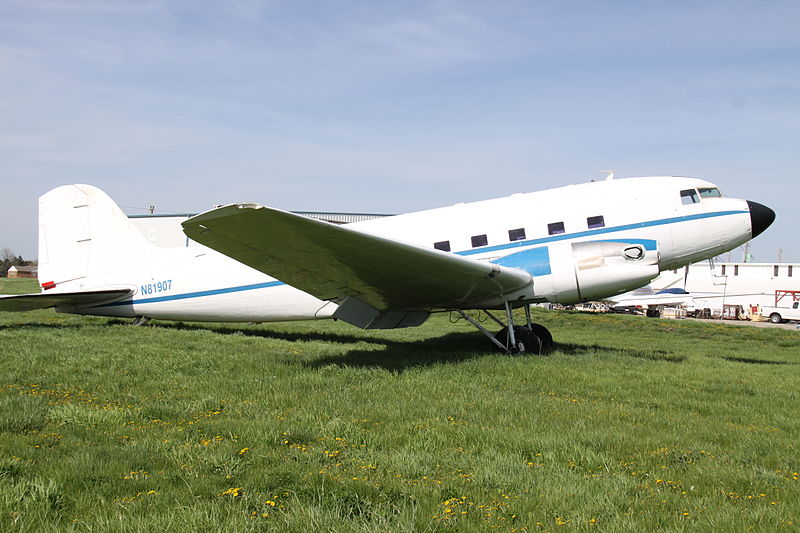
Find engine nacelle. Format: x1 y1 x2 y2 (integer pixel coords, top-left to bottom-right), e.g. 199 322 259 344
494 240 661 305
541 241 660 304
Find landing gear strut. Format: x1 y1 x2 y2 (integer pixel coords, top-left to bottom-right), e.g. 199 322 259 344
457 303 553 355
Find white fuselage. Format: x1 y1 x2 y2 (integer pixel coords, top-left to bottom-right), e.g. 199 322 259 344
53 177 754 322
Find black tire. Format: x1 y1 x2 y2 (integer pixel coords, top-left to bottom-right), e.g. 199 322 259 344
515 327 543 355
769 313 783 324
494 326 545 355
529 323 553 353
494 327 513 353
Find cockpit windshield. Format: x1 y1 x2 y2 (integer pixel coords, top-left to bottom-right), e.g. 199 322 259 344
680 189 700 205
698 187 722 198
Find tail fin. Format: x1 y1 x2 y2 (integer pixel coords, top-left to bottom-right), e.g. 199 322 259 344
37 185 152 289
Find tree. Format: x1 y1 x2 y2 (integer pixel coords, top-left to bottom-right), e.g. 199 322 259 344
0 248 29 277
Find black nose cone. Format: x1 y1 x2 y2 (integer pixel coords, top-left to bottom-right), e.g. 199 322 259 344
747 200 775 238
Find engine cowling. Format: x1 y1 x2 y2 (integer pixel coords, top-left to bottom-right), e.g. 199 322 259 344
494 240 661 305
541 241 660 304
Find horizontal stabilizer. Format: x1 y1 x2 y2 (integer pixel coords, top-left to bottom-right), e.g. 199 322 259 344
0 289 132 312
183 204 532 311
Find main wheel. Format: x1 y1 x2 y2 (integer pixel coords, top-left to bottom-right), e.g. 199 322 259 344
529 323 553 352
494 326 545 355
770 313 783 324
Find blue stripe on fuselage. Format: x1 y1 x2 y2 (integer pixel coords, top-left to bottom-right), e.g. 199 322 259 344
100 281 285 307
455 210 746 256
492 246 551 276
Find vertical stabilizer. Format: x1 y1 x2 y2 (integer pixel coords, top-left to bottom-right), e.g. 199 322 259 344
37 185 152 289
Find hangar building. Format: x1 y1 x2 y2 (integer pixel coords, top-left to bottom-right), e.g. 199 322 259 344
129 211 394 248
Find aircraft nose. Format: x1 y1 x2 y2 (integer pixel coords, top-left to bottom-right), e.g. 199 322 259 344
747 200 776 238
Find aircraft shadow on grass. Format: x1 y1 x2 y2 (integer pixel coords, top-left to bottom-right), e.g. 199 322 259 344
0 322 84 332
556 343 686 363
305 337 679 371
722 356 796 365
105 319 401 346
305 332 496 371
5 319 687 368
8 320 788 367
109 320 687 369
121 320 488 369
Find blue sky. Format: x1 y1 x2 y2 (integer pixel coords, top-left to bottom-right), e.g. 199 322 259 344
1 0 798 262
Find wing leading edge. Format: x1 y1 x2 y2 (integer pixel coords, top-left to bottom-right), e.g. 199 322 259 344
183 204 532 318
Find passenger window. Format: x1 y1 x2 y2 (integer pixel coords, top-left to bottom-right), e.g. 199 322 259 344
508 228 526 241
471 234 488 247
734 265 739 276
789 266 793 277
680 189 700 205
434 241 451 252
774 265 779 277
547 222 565 235
721 265 726 275
587 215 605 229
698 187 722 198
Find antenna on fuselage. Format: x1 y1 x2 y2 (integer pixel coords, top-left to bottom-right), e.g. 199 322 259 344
599 169 615 181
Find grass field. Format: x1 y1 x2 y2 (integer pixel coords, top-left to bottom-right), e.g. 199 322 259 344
1 277 799 532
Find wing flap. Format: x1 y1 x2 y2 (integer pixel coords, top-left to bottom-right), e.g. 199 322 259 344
183 204 531 311
0 289 132 312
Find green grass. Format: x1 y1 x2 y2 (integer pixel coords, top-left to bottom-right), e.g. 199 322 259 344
1 278 799 531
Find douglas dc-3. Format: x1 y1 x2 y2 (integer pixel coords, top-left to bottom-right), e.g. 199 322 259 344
0 176 775 354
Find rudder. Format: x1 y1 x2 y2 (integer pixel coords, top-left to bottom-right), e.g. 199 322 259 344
37 185 152 290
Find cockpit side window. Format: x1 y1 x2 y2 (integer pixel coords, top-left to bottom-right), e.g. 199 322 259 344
698 187 722 198
680 189 700 205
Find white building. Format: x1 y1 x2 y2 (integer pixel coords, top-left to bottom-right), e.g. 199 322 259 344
632 261 800 315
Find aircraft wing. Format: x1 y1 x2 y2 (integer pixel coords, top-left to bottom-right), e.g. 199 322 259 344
607 295 694 307
605 287 694 308
183 204 532 311
0 289 132 312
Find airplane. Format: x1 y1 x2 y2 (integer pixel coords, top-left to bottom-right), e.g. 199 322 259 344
0 176 775 354
604 285 697 317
